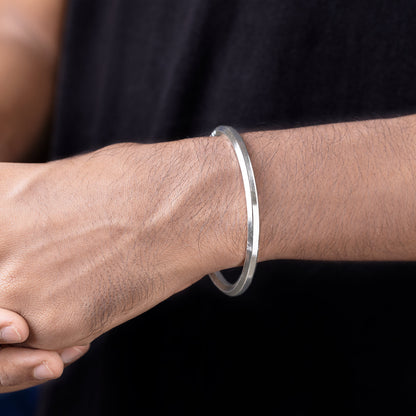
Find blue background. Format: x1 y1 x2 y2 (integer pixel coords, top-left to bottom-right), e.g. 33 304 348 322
0 388 39 416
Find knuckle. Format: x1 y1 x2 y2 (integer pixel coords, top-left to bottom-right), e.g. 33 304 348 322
42 354 64 380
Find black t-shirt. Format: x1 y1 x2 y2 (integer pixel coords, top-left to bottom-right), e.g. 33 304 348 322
39 1 416 415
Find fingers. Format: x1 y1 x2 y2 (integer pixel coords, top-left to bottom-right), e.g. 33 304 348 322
0 308 29 344
0 344 91 394
0 347 64 393
0 308 90 393
59 344 90 366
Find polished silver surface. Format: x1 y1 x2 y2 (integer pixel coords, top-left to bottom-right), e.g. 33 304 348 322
209 126 260 296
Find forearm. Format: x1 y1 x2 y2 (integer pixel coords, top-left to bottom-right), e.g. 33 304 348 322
1 114 415 350
0 0 65 162
121 115 416 285
0 35 52 161
215 115 416 265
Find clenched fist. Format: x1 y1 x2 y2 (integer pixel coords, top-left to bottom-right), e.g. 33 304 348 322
0 138 244 350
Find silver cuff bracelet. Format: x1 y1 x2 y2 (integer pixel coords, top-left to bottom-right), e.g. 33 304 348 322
209 126 260 296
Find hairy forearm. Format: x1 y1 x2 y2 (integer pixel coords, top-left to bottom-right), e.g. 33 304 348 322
124 115 416 283
2 114 415 351
214 114 416 265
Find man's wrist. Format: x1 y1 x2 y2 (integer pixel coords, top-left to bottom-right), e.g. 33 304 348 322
104 138 247 295
188 135 247 274
153 136 247 278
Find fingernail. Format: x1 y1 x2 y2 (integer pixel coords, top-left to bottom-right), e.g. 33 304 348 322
60 347 85 365
0 325 22 343
34 361 54 380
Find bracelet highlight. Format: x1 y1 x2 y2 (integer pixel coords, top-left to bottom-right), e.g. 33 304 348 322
209 126 260 296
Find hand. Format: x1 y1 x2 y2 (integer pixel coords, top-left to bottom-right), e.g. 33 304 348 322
0 307 90 393
0 140 243 350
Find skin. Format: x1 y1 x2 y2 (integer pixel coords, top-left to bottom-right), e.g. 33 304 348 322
0 0 63 162
2 0 416 394
0 0 89 393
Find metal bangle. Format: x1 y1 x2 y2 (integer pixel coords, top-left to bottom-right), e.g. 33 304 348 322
209 126 260 296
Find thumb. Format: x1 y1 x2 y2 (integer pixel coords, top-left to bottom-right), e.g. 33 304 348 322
0 308 29 344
